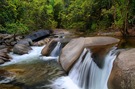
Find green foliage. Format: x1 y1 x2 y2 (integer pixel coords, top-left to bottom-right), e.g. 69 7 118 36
5 22 28 35
0 0 135 36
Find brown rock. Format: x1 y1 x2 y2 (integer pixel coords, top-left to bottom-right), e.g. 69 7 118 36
34 38 51 46
41 39 58 56
0 48 12 63
13 44 32 55
59 37 120 72
108 49 135 89
17 38 33 46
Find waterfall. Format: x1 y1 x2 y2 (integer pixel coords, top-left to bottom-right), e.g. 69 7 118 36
51 47 117 89
40 42 62 61
50 42 61 57
69 47 117 89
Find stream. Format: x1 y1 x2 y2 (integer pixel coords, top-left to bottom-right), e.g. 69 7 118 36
0 35 135 89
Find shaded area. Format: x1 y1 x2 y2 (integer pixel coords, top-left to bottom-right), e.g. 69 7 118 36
87 44 117 68
25 30 51 42
118 37 135 49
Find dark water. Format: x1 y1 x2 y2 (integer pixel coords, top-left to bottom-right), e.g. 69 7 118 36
0 57 65 89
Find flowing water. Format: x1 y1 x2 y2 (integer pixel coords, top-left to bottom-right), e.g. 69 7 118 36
40 42 62 61
50 42 62 57
70 47 117 89
51 46 117 89
0 42 65 89
1 37 135 89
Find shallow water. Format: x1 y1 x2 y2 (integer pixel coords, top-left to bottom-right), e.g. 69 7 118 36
0 36 135 89
0 46 65 89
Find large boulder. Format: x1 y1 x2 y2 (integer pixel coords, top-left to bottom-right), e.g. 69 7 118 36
17 38 33 46
13 44 32 55
25 30 51 41
41 39 58 56
59 37 120 72
108 48 135 89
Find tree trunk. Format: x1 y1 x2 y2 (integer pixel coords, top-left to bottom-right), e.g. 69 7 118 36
13 34 16 41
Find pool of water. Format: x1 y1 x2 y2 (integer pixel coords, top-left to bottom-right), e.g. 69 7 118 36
0 46 65 89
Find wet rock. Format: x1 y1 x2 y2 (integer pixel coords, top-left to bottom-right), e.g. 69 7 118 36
13 44 32 55
25 30 51 41
0 59 5 64
0 69 15 84
17 38 33 46
33 38 51 46
59 37 120 72
0 45 6 50
0 48 12 63
108 48 135 89
41 39 58 56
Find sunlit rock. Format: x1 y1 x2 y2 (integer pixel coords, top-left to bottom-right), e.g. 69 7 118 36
108 48 135 89
41 39 58 56
33 38 51 46
0 69 15 84
59 37 120 72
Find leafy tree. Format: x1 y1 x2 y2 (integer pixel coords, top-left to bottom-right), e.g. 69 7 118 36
0 0 135 37
5 22 28 40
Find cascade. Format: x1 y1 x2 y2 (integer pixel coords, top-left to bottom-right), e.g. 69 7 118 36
50 42 61 57
51 47 117 89
69 47 117 89
40 42 62 60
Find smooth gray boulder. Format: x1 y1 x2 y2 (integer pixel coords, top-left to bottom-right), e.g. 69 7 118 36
13 44 32 55
17 38 33 46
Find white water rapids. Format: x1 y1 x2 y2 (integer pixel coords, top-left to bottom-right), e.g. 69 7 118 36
1 42 62 66
0 41 117 89
40 42 61 61
0 46 45 66
50 47 117 89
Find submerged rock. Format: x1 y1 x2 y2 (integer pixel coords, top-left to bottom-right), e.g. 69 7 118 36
13 44 32 55
108 48 135 89
59 37 120 72
0 69 15 84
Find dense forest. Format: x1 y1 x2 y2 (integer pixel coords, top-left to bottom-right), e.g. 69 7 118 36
0 0 135 36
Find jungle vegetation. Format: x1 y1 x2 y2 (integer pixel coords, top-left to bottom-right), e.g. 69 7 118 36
0 0 135 36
